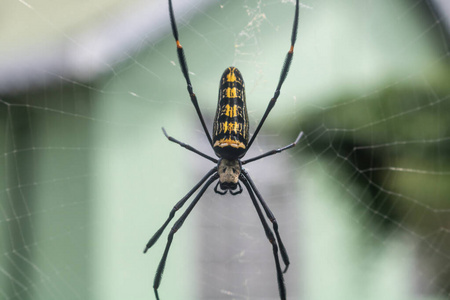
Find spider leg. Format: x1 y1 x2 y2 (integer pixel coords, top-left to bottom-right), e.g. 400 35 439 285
153 173 219 300
247 0 300 151
242 170 290 273
242 131 303 165
240 175 286 300
168 0 213 148
162 128 218 163
144 168 217 253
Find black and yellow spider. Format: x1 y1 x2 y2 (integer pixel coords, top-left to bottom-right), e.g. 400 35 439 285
144 1 302 299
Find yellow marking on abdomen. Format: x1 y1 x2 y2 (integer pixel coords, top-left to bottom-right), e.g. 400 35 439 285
226 69 236 82
226 87 237 98
213 138 246 149
218 121 241 134
221 104 241 118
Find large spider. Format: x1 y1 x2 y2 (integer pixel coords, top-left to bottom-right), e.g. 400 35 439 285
144 1 302 299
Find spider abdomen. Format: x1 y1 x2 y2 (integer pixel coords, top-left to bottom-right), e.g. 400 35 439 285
212 67 249 159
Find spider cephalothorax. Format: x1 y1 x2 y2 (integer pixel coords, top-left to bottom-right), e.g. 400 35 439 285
215 159 242 194
144 1 302 300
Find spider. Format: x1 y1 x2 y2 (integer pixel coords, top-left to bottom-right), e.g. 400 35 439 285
144 1 302 299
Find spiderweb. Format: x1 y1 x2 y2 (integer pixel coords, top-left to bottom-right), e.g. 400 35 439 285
1 0 450 299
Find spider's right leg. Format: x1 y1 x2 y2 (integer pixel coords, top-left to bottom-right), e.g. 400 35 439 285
242 170 290 273
168 0 213 147
240 175 286 300
153 173 219 300
242 131 303 165
246 0 300 151
143 167 217 253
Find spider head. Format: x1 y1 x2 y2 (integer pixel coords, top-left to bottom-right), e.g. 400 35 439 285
217 159 241 192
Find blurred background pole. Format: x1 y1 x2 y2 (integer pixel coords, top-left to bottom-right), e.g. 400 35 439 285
3 107 35 300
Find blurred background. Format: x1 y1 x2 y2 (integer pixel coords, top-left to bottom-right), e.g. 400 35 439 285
1 0 450 299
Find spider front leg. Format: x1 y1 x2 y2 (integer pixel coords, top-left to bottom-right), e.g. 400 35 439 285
153 174 219 300
240 174 286 300
246 0 299 151
168 0 213 147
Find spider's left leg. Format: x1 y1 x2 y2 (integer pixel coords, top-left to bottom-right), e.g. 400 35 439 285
242 170 290 273
162 127 217 163
143 167 217 253
247 0 300 150
168 0 213 147
240 175 286 300
242 131 303 165
153 173 219 300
